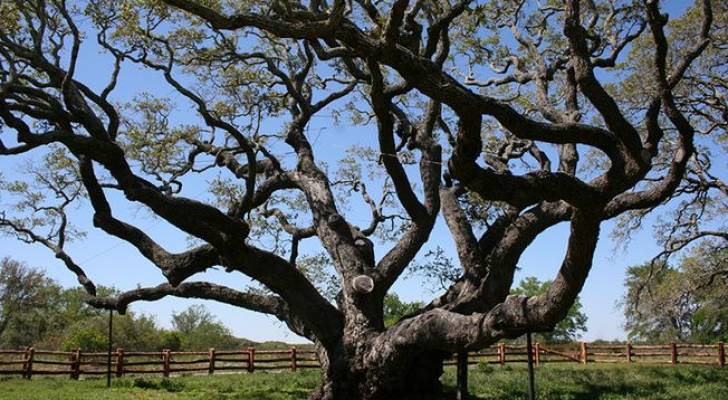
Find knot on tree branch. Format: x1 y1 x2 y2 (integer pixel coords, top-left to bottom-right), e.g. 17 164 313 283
489 294 532 335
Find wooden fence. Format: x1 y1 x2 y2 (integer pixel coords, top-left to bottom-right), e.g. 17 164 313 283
0 342 724 379
0 346 318 379
445 342 726 368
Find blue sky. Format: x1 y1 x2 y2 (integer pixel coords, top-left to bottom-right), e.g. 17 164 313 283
0 0 715 344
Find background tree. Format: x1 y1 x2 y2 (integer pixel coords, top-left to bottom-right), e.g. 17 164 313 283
0 263 251 350
61 325 108 352
624 243 727 343
383 294 422 328
172 304 239 350
0 258 59 348
0 1 723 399
31 285 118 349
171 305 216 336
0 261 165 350
511 277 587 343
61 311 165 351
159 330 184 351
182 319 239 350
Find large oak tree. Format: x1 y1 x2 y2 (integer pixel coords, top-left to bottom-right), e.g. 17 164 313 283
1 0 724 399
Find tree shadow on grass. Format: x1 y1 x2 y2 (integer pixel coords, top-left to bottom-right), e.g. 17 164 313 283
449 383 661 400
568 381 662 400
643 365 725 386
443 373 664 400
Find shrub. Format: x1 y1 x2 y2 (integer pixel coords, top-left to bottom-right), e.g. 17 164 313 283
61 326 106 351
159 331 183 351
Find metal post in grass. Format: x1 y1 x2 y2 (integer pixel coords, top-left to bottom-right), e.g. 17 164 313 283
456 351 468 400
107 308 113 388
526 332 536 400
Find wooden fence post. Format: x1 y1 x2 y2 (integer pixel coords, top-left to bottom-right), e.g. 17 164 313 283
671 343 678 365
717 342 724 367
21 347 29 379
580 342 588 364
208 348 216 375
534 343 540 367
71 349 81 380
68 349 77 380
75 349 83 380
247 347 255 373
163 349 171 377
25 347 35 380
68 350 74 380
291 346 297 372
116 348 124 377
498 343 505 366
626 342 632 363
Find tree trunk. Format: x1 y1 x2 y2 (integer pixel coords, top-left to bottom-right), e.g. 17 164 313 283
310 347 449 400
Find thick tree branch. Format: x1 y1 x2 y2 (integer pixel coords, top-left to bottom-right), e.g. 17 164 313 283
78 157 221 285
87 282 313 339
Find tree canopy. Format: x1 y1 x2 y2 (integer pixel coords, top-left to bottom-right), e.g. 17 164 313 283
0 258 245 351
0 257 59 346
623 243 727 343
0 0 725 398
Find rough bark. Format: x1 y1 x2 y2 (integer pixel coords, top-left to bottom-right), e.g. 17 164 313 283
0 0 719 399
311 344 448 400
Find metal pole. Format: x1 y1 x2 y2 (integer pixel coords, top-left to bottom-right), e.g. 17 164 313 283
526 332 536 400
107 309 113 388
456 351 468 400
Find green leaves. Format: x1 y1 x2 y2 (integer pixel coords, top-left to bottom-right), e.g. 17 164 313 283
0 1 21 32
0 258 59 346
61 325 108 351
407 246 461 292
171 304 239 350
296 253 339 302
120 94 195 180
383 293 422 328
623 243 728 343
0 146 86 244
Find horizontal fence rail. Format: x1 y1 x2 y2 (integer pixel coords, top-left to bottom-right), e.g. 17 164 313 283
0 346 318 379
0 342 724 379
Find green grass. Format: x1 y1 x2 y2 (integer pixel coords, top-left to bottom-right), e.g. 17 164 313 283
443 363 728 400
0 372 321 400
0 364 726 399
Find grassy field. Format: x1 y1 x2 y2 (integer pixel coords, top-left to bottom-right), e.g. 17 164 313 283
0 364 726 399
